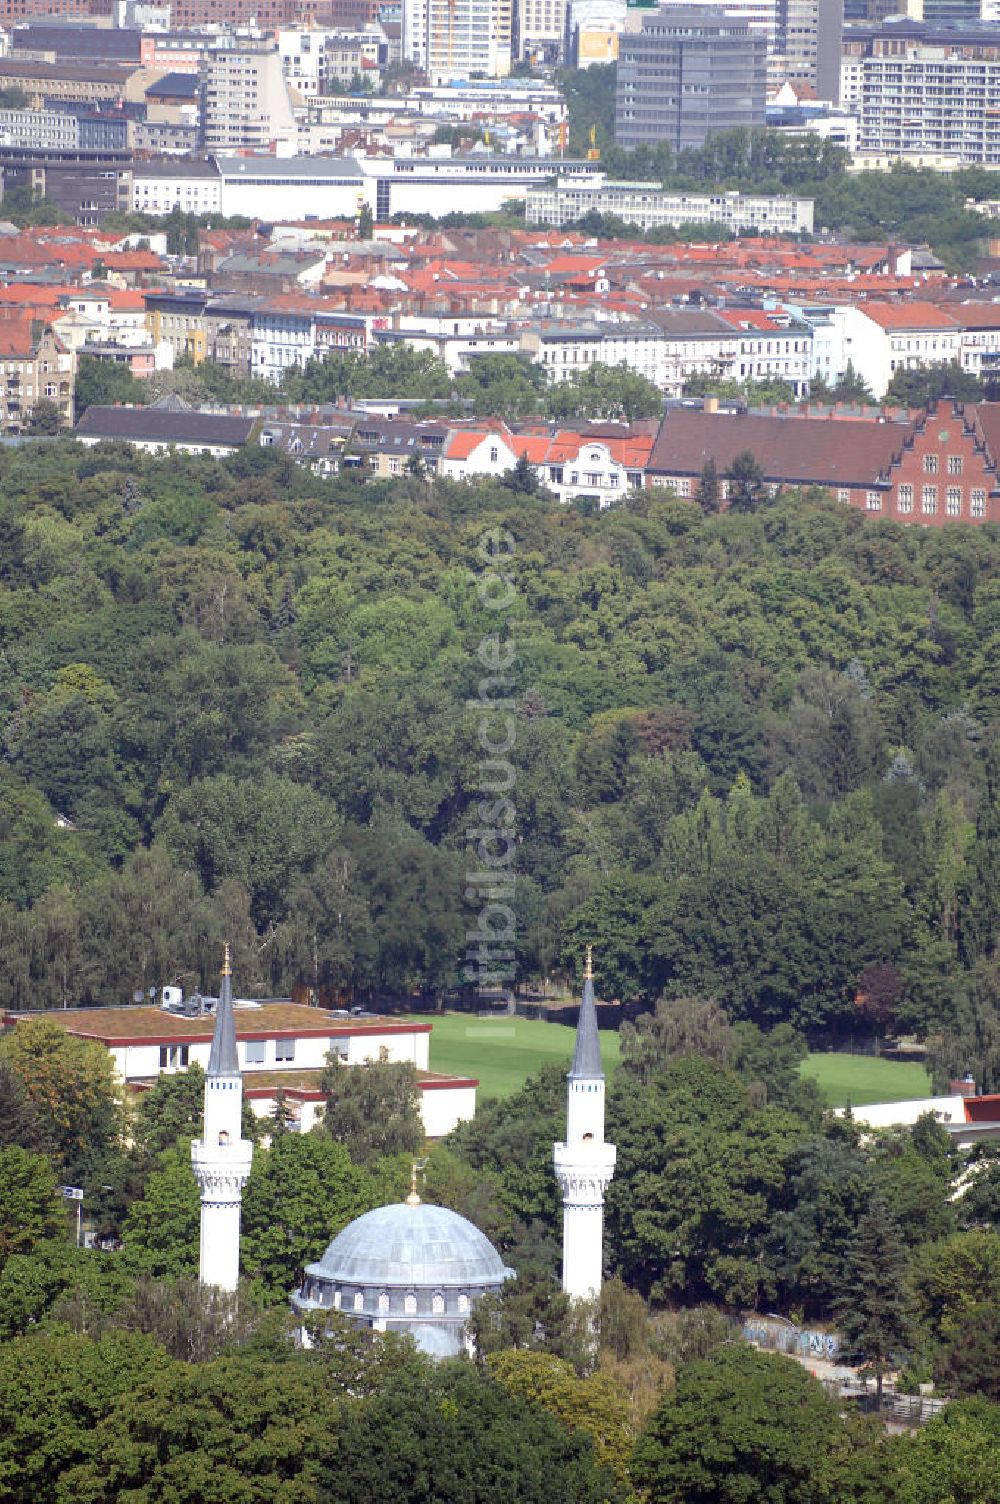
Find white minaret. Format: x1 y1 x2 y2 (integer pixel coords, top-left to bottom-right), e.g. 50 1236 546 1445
191 946 253 1293
553 946 616 1303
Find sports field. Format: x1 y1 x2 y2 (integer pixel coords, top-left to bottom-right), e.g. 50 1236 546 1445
426 1012 620 1099
423 1012 930 1107
800 1052 931 1107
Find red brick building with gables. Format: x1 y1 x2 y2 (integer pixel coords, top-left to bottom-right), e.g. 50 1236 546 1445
646 399 1000 525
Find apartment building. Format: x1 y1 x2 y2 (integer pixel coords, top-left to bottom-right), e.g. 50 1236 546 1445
517 0 567 58
843 20 1000 164
615 4 766 150
144 288 210 365
0 323 74 433
841 301 962 398
716 308 813 396
0 107 79 151
199 41 297 153
132 158 223 217
952 304 1000 386
519 310 744 395
423 0 512 81
525 174 815 233
858 47 1000 165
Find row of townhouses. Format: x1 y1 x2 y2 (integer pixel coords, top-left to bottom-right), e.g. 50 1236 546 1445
128 287 1000 400
75 395 1000 526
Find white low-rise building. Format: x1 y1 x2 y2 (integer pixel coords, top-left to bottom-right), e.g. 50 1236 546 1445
526 173 815 234
132 158 223 217
0 1001 478 1138
835 1092 1000 1146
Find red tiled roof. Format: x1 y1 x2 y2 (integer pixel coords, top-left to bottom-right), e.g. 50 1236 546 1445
647 408 904 486
861 301 959 332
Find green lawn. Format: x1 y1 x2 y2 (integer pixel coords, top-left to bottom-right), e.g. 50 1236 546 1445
801 1052 931 1107
424 1011 621 1099
422 1015 929 1108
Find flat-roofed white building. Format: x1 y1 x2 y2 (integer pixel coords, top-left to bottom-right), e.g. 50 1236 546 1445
525 173 814 234
0 1002 478 1138
132 157 222 217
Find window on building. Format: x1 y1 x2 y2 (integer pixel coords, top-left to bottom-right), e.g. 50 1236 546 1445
837 488 850 504
946 487 962 516
245 1039 266 1064
329 1037 349 1060
158 1044 190 1069
923 453 939 474
971 489 986 518
866 491 882 511
490 447 498 462
275 1037 296 1062
897 483 914 513
922 485 938 515
947 454 963 476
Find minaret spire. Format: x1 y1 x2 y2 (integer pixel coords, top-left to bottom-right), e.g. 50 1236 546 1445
192 945 253 1292
569 944 602 1082
553 948 616 1303
208 942 238 1077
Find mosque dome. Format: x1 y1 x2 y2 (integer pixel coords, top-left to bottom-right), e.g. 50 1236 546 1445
309 1202 510 1288
291 1199 514 1358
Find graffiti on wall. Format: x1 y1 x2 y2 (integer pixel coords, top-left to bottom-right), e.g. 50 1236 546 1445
743 1318 840 1360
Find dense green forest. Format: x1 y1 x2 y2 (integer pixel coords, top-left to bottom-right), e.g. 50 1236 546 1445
0 417 997 1499
0 438 995 1051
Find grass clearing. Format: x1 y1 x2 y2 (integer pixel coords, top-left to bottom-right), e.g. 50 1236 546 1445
801 1052 931 1107
423 1010 621 1099
421 1015 930 1108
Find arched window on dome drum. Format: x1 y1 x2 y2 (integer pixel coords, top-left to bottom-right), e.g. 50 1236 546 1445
458 1294 470 1314
333 1290 341 1310
432 1292 445 1315
354 1292 364 1312
404 1292 417 1315
378 1291 390 1314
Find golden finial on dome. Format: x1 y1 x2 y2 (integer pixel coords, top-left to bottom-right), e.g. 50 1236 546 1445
584 944 593 981
222 942 232 978
406 1161 421 1207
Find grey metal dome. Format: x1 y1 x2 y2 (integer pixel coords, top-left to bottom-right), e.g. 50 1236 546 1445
305 1201 512 1289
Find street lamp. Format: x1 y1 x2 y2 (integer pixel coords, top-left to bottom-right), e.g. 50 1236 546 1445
59 1185 84 1247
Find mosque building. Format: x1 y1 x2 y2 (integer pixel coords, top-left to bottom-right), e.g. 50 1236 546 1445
291 1178 515 1358
191 946 609 1342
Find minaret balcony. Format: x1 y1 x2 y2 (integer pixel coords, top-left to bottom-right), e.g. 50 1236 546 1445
191 1138 254 1181
553 1139 617 1184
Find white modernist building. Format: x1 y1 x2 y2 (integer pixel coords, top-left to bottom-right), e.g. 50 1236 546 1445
553 949 616 1303
191 949 253 1293
525 174 814 234
1 995 476 1138
215 153 600 223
